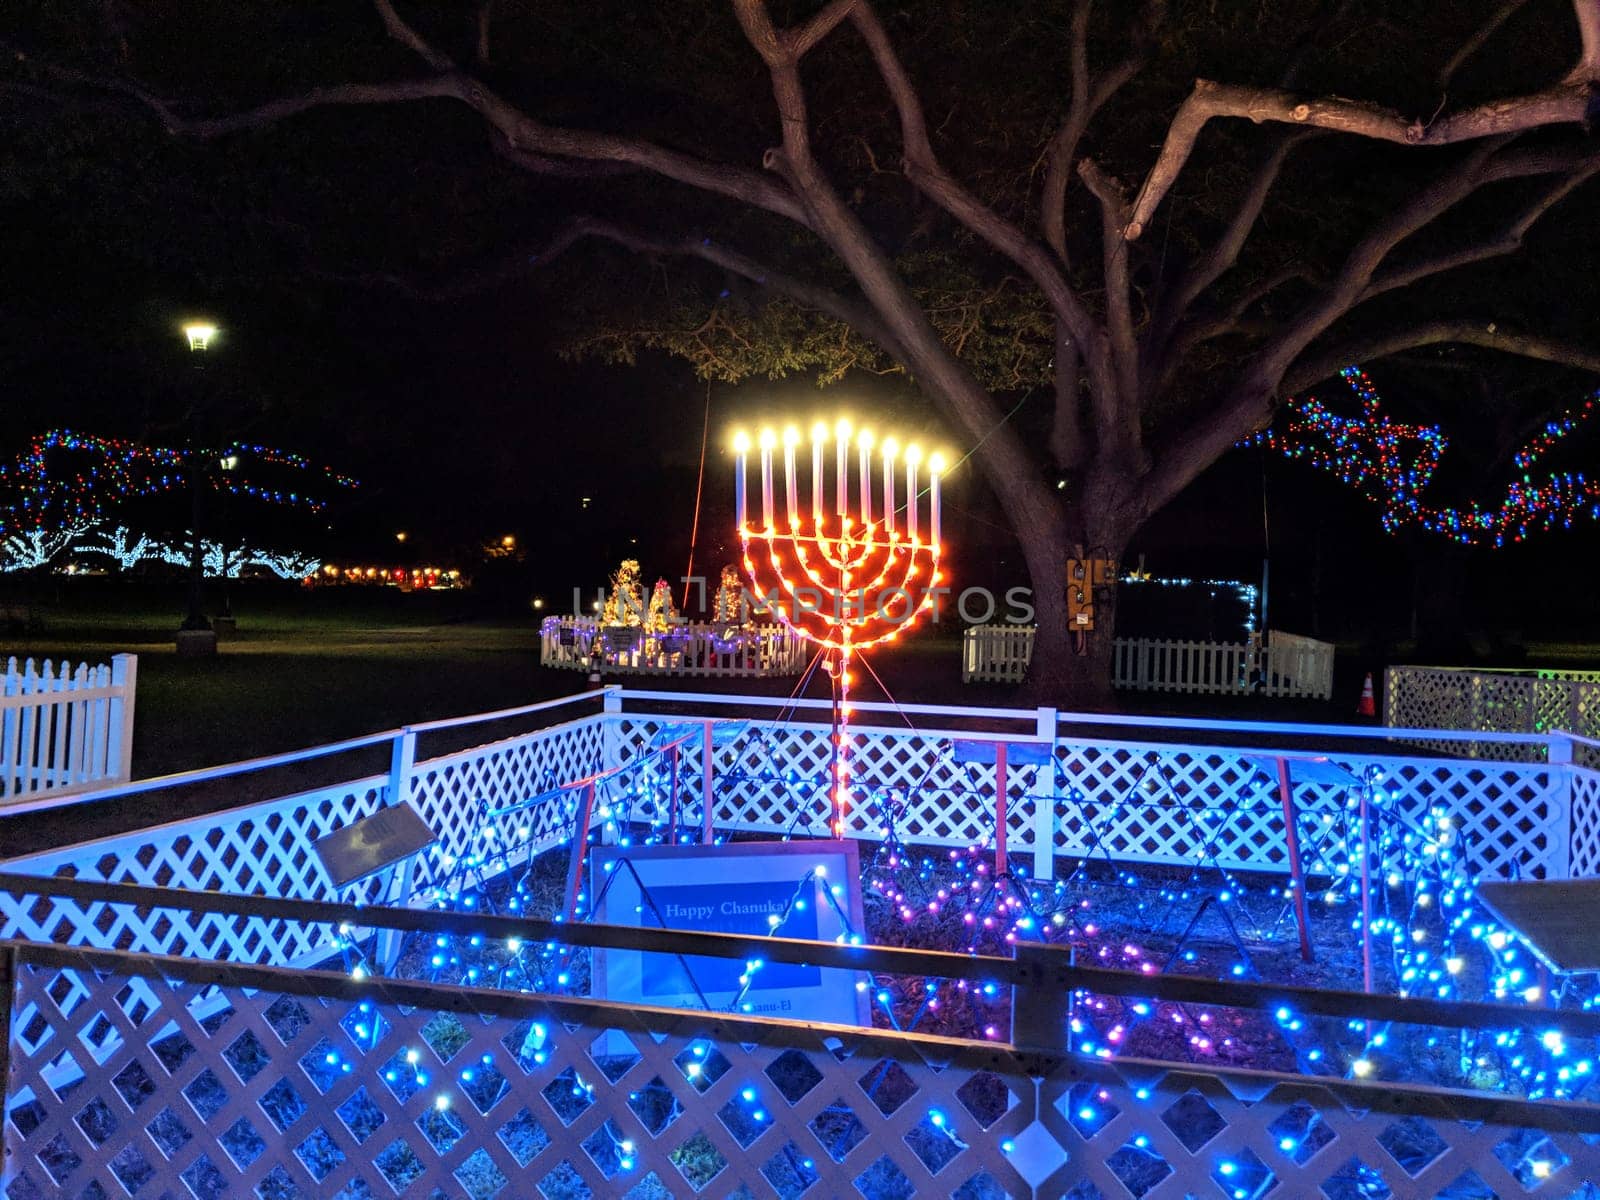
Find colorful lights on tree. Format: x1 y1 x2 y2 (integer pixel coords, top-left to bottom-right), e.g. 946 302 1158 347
733 419 948 836
1244 368 1600 547
0 429 357 540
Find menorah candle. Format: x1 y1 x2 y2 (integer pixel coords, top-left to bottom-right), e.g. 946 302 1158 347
905 444 922 541
783 427 799 524
758 429 775 529
882 438 899 534
929 452 946 545
834 418 851 519
733 431 750 529
857 430 874 525
811 422 827 525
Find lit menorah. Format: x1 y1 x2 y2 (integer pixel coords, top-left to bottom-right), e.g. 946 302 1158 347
733 418 947 836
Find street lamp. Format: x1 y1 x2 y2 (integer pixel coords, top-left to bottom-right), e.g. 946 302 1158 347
176 320 221 655
216 451 239 624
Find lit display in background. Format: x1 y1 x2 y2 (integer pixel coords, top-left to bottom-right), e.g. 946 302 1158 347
1244 367 1600 547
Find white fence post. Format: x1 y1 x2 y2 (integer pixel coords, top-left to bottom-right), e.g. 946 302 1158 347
107 654 137 785
1550 733 1575 879
1033 706 1057 881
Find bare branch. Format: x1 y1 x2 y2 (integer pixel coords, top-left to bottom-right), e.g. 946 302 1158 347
785 0 859 58
846 1 1097 362
1160 130 1317 325
1284 320 1600 394
1039 0 1154 263
9 47 812 226
1574 0 1600 76
1077 157 1139 411
1437 0 1532 92
560 217 913 361
1137 137 1588 512
475 0 498 66
1126 67 1596 241
1362 159 1600 300
729 0 1069 545
372 0 455 72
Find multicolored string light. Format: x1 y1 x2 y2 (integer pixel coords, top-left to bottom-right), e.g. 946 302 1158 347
0 429 357 538
1244 368 1600 547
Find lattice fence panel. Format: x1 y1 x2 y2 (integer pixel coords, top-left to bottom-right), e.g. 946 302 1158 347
1567 768 1600 878
1030 1052 1600 1198
614 717 1039 856
405 715 608 893
1047 739 1565 880
0 777 390 965
2 955 1036 1200
616 716 1566 880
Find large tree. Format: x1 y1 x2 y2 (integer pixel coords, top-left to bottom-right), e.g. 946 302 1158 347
8 0 1600 702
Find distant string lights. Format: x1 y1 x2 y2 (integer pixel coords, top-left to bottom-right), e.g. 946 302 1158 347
1244 367 1600 547
0 429 357 539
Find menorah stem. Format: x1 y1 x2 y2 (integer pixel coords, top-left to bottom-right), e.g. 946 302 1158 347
833 642 853 838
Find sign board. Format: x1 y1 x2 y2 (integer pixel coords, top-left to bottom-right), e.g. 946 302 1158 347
313 803 437 889
591 840 869 1026
1477 879 1600 976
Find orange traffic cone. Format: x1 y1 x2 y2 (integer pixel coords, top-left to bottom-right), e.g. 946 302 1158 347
1357 672 1376 717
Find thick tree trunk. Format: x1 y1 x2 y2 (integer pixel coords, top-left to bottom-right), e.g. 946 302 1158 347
1016 487 1138 711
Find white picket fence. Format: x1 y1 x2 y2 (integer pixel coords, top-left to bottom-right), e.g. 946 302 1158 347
0 654 135 805
540 614 808 677
962 624 1335 698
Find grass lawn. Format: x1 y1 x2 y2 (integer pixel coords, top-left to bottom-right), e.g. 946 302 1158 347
2 583 579 853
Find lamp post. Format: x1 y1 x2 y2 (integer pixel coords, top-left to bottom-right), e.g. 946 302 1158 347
215 451 239 629
176 321 220 657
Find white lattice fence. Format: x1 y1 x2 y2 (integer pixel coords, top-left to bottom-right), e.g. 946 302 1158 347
404 714 610 894
613 714 1568 881
1029 1051 1600 1198
8 945 1600 1200
1567 767 1600 878
1386 664 1600 762
1048 740 1567 880
0 716 616 964
0 775 391 966
612 716 1039 856
2 950 1037 1200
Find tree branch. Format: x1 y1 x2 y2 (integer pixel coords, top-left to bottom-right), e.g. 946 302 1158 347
8 45 812 226
1039 0 1155 263
1284 320 1600 394
1362 159 1600 300
1137 136 1588 512
1437 0 1532 92
1158 130 1316 328
1126 38 1598 244
846 1 1096 346
563 217 916 361
729 0 1068 549
372 0 455 72
1077 158 1140 416
785 0 859 58
475 0 499 66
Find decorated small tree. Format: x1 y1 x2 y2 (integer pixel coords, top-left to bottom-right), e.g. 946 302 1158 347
645 577 680 632
600 558 646 626
713 564 747 626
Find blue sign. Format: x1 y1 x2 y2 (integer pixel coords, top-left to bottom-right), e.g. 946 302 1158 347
591 840 868 1028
